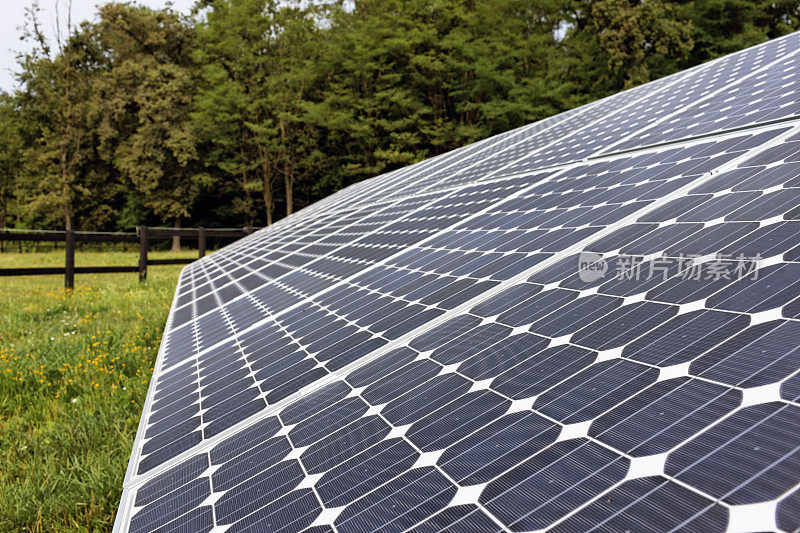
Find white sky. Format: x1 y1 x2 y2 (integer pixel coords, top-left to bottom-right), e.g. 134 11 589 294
0 0 195 93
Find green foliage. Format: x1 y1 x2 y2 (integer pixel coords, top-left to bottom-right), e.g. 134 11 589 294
95 4 200 227
1 0 798 231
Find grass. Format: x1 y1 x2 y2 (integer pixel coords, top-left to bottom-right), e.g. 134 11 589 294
0 250 195 532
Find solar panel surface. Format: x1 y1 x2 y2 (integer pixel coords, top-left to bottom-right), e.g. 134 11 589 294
115 32 800 532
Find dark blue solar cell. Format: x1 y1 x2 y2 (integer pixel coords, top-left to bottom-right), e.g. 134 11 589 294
666 402 800 505
535 359 659 423
209 416 282 465
382 373 472 426
645 265 738 304
212 436 292 492
316 438 419 507
586 224 660 253
736 162 800 190
529 294 622 337
345 347 417 388
591 377 742 456
667 222 761 257
728 188 800 221
225 489 321 533
469 282 542 318
689 319 800 387
215 459 305 524
385 308 445 339
491 344 596 399
409 505 503 533
409 315 483 352
361 359 442 406
335 467 456 533
135 454 209 507
570 301 678 350
204 395 266 438
526 254 583 284
154 506 214 533
481 438 629 531
497 288 579 327
549 477 728 533
279 381 351 426
430 322 512 365
623 309 749 366
406 390 510 451
458 332 550 380
620 223 704 255
289 397 369 447
706 263 800 313
677 191 762 222
141 416 202 457
266 367 329 403
257 358 317 392
145 402 201 439
325 337 388 371
151 385 199 418
781 372 800 402
638 194 714 222
777 487 800 533
303 526 334 533
130 477 210 533
301 415 390 474
438 411 560 485
596 259 682 297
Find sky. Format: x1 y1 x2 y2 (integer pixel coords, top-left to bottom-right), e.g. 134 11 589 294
0 0 194 93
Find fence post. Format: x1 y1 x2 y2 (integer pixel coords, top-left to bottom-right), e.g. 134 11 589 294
138 225 149 282
198 227 206 259
65 229 75 290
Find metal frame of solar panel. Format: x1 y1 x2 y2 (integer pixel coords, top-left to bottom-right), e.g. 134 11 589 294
114 31 800 533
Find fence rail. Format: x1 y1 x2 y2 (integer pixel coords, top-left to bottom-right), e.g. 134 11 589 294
0 226 257 289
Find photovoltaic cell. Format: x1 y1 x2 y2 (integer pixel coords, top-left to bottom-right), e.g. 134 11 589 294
116 32 800 533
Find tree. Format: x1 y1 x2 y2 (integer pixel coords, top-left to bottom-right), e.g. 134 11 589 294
15 0 97 230
0 93 24 229
194 0 279 225
564 0 694 98
95 3 199 248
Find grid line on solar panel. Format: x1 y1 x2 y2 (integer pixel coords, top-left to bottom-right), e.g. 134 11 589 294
114 120 800 525
122 175 576 478
115 120 796 498
153 120 796 444
158 118 800 370
157 177 559 363
168 195 448 327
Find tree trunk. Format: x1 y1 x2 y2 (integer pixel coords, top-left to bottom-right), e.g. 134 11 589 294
64 203 73 231
285 174 293 217
258 145 273 226
171 217 181 252
263 181 273 226
279 118 293 217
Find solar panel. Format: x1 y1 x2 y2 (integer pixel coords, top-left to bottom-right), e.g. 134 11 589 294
115 32 800 533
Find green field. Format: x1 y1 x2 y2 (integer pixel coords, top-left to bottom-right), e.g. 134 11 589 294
0 251 193 532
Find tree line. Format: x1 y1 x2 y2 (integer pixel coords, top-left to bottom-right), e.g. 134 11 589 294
0 0 797 233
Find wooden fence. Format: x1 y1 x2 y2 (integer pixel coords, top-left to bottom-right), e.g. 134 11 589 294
0 226 256 289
